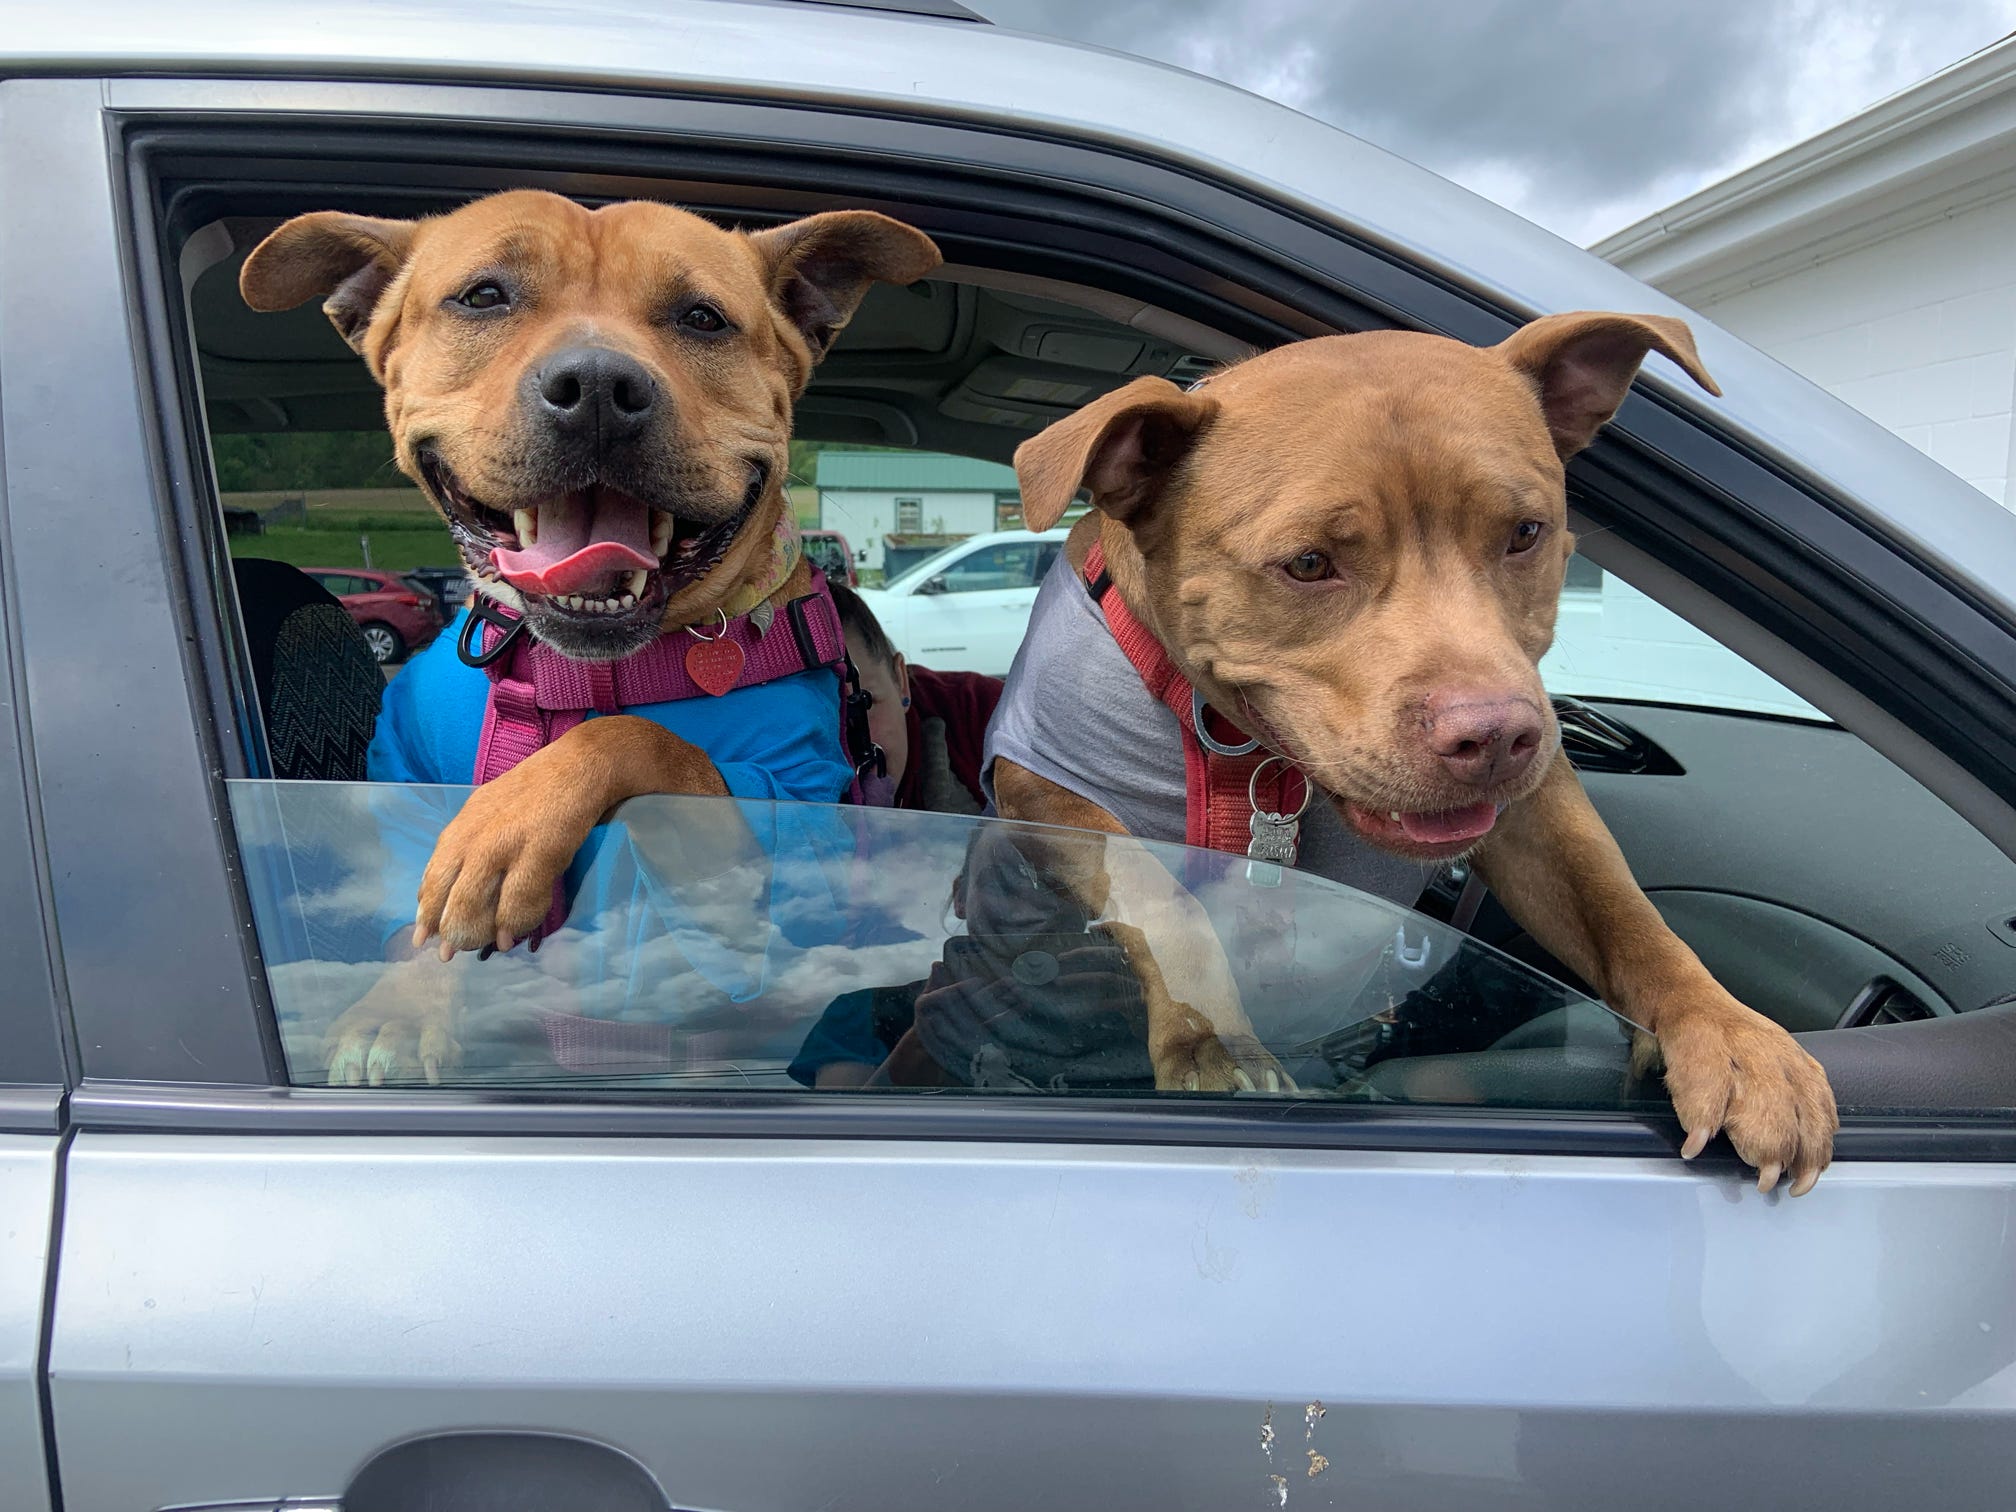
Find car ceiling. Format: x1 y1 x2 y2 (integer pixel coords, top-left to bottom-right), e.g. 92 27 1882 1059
191 217 1238 464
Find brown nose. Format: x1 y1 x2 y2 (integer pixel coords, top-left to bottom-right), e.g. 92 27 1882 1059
1424 690 1544 788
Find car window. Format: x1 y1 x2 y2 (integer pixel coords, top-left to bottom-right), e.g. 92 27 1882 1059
232 779 1638 1102
935 541 1044 593
215 430 459 679
1542 562 1822 719
171 193 2016 1132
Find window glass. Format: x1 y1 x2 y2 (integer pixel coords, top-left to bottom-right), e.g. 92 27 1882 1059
1542 563 1823 719
184 206 2016 1131
232 780 1642 1102
936 541 1043 594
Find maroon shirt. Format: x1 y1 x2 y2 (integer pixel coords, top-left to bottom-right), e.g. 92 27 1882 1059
895 664 1004 812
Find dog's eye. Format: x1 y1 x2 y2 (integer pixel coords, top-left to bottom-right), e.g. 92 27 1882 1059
679 303 728 334
1283 550 1334 583
455 281 509 311
1508 521 1545 555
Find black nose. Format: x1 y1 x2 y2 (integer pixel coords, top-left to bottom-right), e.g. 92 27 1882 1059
533 345 657 442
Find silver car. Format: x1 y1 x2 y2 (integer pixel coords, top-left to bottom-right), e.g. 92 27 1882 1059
3 2 2014 1509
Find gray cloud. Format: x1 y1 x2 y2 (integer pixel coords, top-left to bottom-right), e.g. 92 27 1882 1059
974 0 2016 243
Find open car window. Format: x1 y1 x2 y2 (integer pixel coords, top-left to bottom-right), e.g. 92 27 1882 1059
232 781 1644 1103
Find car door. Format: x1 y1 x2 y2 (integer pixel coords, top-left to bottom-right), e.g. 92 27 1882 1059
12 29 2016 1512
900 538 1045 675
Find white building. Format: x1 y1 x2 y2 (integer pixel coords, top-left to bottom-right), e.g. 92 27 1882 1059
1527 39 2016 719
1596 33 2016 508
812 450 1019 577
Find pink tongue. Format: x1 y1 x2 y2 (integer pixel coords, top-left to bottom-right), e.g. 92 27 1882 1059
1398 801 1499 846
490 487 657 595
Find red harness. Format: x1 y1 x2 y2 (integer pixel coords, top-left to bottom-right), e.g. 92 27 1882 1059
1081 541 1307 857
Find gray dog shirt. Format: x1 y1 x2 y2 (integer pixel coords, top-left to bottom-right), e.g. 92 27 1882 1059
982 556 1434 907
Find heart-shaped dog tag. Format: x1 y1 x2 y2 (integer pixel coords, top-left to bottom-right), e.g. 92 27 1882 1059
686 634 745 696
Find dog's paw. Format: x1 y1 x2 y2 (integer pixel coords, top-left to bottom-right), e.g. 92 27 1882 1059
322 974 461 1088
1656 993 1838 1196
1155 1030 1296 1095
414 771 602 957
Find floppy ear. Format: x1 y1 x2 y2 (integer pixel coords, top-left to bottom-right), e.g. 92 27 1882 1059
238 212 419 357
748 210 942 376
1013 376 1218 533
1496 311 1721 459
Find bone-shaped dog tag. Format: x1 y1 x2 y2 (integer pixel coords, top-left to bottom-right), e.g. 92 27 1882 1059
1246 809 1300 887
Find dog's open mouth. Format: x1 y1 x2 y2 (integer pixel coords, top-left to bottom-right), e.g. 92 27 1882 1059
421 450 764 630
1340 799 1500 856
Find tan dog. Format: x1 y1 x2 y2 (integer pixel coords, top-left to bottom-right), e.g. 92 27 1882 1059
239 189 940 1080
991 317 1838 1194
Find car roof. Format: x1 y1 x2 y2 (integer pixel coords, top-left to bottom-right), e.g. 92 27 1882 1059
8 0 2010 616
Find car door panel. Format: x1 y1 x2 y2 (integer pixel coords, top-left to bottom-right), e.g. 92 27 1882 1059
1 1137 57 1512
49 1133 2016 1512
1573 703 2016 1016
1643 889 1948 1033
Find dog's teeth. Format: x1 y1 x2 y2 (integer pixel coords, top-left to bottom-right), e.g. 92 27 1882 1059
650 513 674 556
624 569 648 597
513 508 537 545
565 595 584 609
621 592 637 608
1389 811 1401 822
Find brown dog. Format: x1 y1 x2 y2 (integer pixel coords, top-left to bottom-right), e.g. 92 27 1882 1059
989 317 1838 1194
239 189 940 1081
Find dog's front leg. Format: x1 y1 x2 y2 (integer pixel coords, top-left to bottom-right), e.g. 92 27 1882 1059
1475 754 1837 1193
416 715 728 956
991 760 1288 1092
322 941 466 1087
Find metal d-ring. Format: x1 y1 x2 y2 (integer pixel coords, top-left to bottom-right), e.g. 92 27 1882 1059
685 608 730 642
1247 753 1314 822
1192 687 1261 757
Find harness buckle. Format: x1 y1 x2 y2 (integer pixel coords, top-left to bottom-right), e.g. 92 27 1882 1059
456 596 529 669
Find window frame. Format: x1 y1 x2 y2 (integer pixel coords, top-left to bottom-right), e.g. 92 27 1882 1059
0 406 71 1129
31 74 2011 1160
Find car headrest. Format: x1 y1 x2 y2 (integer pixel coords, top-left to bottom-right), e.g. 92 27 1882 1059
231 556 382 782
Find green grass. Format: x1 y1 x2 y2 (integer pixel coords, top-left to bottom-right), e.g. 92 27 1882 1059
229 522 459 574
222 487 434 515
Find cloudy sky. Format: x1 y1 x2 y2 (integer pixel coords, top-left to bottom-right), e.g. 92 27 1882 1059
973 0 2016 246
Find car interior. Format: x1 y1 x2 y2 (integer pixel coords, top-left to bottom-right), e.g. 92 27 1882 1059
178 188 2016 1111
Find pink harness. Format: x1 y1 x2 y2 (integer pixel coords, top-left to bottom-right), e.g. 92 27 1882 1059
458 570 870 944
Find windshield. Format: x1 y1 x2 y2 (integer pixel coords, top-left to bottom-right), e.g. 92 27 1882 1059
883 538 989 592
231 782 1640 1100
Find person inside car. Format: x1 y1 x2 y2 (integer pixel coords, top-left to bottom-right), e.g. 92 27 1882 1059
791 587 1008 1087
832 583 1003 815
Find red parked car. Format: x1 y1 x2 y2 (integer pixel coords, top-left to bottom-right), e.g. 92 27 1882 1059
799 528 858 587
304 567 444 664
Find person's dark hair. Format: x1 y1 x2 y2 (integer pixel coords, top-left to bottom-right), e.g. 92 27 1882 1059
831 583 899 670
